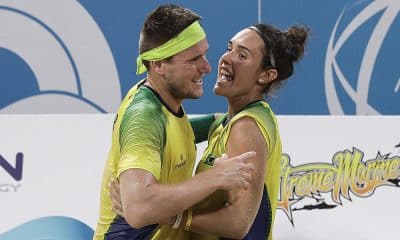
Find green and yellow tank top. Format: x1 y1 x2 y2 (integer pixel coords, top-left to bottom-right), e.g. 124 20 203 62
93 80 196 240
192 101 282 240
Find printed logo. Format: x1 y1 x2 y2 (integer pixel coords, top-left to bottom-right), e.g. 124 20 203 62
0 1 121 113
325 0 400 114
175 153 187 169
278 145 400 225
204 153 217 166
0 153 23 193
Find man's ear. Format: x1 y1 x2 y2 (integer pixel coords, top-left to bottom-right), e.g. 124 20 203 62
149 60 166 74
257 69 278 85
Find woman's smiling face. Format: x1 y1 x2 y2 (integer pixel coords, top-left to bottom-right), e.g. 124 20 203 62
214 28 266 98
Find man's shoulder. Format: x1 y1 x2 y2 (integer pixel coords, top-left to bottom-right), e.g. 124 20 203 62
117 83 158 112
118 86 165 128
130 86 162 112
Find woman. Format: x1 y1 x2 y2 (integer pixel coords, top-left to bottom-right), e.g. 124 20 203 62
111 23 308 240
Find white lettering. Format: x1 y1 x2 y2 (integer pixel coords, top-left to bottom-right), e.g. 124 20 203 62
0 183 21 192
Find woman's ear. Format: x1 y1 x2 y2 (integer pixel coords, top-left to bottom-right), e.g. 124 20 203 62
257 69 278 85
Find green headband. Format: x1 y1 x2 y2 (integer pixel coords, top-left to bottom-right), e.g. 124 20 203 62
136 20 206 75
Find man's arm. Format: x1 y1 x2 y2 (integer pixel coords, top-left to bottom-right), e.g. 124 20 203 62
189 117 268 239
189 114 216 143
120 151 256 229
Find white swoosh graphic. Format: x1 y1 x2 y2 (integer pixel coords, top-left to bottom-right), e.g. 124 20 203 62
0 0 121 113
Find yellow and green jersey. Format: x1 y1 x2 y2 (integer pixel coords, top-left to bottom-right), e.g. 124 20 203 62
192 101 282 240
93 80 197 240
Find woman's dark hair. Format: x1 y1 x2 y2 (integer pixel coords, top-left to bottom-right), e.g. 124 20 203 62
253 24 309 96
139 4 202 69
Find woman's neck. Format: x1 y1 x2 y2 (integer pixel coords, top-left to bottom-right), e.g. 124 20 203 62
227 95 263 119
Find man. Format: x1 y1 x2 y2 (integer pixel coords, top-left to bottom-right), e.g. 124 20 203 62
93 5 255 240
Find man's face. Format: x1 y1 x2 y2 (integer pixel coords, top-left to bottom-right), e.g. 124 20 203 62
162 39 211 100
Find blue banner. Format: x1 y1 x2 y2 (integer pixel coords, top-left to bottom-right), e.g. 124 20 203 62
0 0 398 114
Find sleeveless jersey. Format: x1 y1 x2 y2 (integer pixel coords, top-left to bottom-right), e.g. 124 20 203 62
192 101 282 240
93 81 196 240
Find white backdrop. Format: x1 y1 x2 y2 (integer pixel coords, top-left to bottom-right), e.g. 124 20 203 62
1 115 399 239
